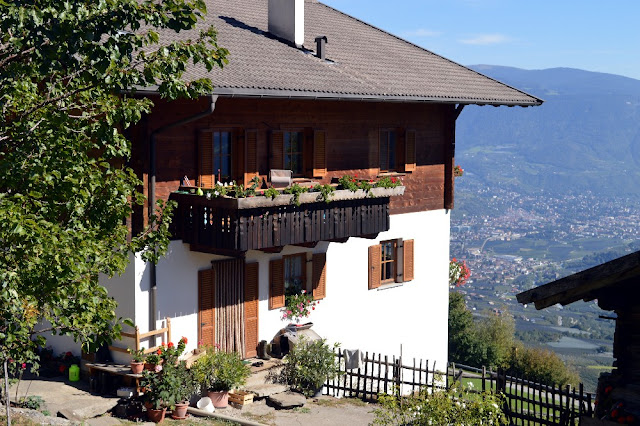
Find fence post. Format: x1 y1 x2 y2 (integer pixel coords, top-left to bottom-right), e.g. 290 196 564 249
482 366 486 393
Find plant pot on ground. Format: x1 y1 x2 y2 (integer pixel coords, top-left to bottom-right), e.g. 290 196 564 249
192 346 251 408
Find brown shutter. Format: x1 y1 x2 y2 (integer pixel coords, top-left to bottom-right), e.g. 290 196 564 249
198 130 214 188
368 128 380 171
405 130 416 172
269 258 285 309
312 253 327 300
313 130 327 178
270 131 284 171
198 268 215 347
244 262 259 359
233 128 245 185
368 244 381 290
403 239 414 282
244 130 259 187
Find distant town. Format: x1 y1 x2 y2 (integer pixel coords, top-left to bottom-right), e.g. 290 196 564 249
450 182 640 390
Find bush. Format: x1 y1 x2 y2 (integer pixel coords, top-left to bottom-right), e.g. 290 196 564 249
509 344 579 387
280 337 342 397
192 347 250 392
373 381 507 425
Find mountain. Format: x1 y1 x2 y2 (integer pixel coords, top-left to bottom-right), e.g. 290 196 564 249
455 66 640 198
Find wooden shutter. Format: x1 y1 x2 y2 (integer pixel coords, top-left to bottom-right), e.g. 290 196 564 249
368 128 380 171
312 253 327 300
405 130 416 172
403 239 414 282
368 244 381 290
244 262 259 359
313 130 327 178
244 130 259 187
198 130 214 188
198 268 215 347
270 131 284 171
269 258 285 309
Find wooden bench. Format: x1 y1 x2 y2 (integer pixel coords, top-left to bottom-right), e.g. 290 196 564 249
86 363 143 396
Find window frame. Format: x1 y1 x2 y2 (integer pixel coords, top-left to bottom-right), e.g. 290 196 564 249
212 129 233 183
283 253 307 296
283 130 305 177
380 239 397 284
379 129 397 172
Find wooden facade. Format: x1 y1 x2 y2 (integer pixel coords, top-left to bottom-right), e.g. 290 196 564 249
131 96 457 237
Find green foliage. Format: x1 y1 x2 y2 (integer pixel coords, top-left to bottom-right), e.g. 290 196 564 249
312 184 335 203
374 176 402 189
283 183 309 207
509 344 580 387
264 187 280 200
18 395 44 411
280 337 342 397
373 382 507 426
128 348 146 362
281 290 317 323
141 361 196 410
192 347 251 392
0 0 227 376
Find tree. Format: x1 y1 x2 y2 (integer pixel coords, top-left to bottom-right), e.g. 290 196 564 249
448 292 479 366
0 0 228 405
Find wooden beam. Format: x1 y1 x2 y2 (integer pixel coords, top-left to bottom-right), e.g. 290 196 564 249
327 237 349 243
517 251 640 310
294 242 318 248
260 246 284 253
357 234 379 240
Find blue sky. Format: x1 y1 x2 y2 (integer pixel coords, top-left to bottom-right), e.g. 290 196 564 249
321 0 640 80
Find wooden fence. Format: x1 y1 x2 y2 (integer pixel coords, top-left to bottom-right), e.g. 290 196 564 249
324 351 595 425
324 348 444 401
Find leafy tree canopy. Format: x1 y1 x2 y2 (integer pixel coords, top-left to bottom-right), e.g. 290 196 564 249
0 0 228 372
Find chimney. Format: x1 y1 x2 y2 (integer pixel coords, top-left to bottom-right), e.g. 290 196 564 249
315 35 327 60
268 0 305 48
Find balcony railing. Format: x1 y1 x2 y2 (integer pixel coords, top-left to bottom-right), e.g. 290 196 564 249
169 187 404 255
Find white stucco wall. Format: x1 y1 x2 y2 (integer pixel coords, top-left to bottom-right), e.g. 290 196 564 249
78 208 450 369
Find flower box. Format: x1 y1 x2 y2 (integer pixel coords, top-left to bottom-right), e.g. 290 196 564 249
228 390 254 407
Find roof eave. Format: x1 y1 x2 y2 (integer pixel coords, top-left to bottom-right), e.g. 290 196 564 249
127 86 543 107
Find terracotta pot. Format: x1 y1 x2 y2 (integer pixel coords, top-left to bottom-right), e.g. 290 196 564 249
171 402 189 419
144 363 157 371
207 390 229 408
130 361 144 374
146 407 166 423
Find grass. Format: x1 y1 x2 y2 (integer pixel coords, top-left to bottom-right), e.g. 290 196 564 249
313 396 369 408
0 414 41 426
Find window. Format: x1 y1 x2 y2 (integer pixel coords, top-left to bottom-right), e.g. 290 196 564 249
213 131 232 183
284 253 306 296
269 253 327 309
380 240 397 284
284 131 304 176
368 239 414 289
379 130 397 172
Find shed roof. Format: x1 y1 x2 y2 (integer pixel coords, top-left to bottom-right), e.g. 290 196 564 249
516 251 640 310
164 0 543 106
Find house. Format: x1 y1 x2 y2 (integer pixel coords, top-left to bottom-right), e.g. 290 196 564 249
47 0 541 369
517 251 640 418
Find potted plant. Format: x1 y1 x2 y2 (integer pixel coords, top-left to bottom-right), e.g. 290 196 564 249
192 346 251 408
280 336 342 397
145 349 162 371
168 360 196 419
140 366 171 422
281 289 317 325
128 348 146 374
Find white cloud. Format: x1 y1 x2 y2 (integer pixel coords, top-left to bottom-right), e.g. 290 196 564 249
460 34 510 45
403 28 442 38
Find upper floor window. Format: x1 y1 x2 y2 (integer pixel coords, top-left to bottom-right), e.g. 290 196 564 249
284 131 304 176
379 130 397 172
213 131 232 183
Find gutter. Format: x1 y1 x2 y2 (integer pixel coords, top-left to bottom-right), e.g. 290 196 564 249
147 94 218 336
130 86 543 107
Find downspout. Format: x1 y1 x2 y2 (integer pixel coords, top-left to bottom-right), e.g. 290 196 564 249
147 94 218 337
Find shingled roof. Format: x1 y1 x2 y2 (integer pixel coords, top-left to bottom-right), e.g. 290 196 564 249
173 0 542 106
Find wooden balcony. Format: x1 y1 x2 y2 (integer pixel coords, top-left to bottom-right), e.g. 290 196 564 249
169 187 404 255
